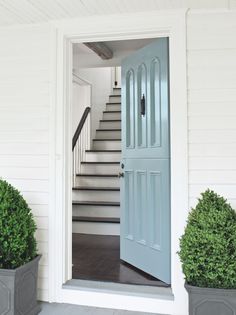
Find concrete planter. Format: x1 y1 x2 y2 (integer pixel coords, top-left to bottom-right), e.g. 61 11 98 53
0 255 41 315
185 283 236 315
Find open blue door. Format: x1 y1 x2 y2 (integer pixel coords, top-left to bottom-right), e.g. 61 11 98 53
120 38 170 284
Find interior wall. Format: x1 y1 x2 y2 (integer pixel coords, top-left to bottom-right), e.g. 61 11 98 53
72 76 91 137
76 67 113 140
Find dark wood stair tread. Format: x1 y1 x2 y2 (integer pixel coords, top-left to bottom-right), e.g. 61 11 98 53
110 95 121 97
86 150 121 152
93 139 121 141
103 110 121 113
77 174 118 177
72 216 120 223
106 102 121 105
100 119 121 122
81 161 119 164
73 186 120 191
96 129 121 131
72 201 120 206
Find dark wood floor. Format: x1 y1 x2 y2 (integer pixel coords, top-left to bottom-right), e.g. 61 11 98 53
72 233 169 287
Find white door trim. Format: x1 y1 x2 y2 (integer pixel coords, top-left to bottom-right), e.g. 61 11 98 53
49 9 189 315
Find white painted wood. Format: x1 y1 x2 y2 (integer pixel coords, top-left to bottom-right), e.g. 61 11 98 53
93 140 121 150
0 24 51 302
99 121 121 129
73 204 120 218
75 175 119 187
96 130 121 139
109 96 121 103
53 9 188 315
80 162 120 174
102 112 121 120
106 104 121 111
85 151 121 162
72 189 120 202
72 221 120 235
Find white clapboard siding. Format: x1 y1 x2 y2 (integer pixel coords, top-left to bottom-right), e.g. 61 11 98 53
187 10 236 205
0 24 51 301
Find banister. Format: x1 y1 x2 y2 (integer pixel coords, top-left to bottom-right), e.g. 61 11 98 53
72 107 90 150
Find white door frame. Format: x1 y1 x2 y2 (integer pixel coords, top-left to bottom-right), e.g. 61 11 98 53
49 9 189 315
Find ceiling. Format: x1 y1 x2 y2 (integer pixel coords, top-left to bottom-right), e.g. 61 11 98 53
0 0 230 26
73 38 156 68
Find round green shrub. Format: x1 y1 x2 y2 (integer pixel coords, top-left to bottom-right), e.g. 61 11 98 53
0 179 37 269
179 189 236 289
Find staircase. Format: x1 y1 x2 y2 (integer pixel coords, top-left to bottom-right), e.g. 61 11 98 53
72 87 121 235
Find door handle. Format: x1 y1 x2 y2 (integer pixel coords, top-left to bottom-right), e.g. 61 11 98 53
140 94 145 116
118 172 124 178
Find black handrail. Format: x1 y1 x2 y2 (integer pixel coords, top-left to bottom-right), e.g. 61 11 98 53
72 107 91 151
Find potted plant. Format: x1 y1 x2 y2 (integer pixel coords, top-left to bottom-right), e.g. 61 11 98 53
0 179 41 315
179 189 236 315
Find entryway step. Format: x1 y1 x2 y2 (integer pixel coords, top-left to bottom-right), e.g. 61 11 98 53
72 221 120 235
72 200 120 206
76 174 119 188
85 150 121 162
113 87 121 95
93 139 121 150
72 216 120 223
73 186 120 191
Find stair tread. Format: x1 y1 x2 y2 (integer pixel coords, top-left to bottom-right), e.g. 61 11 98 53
106 102 121 105
73 186 120 191
77 173 118 177
86 150 121 152
72 216 120 223
93 138 121 141
103 110 121 113
81 161 119 164
96 129 121 131
110 95 121 97
72 200 120 206
100 119 121 122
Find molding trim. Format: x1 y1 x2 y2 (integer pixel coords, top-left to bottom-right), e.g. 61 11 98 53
50 9 189 315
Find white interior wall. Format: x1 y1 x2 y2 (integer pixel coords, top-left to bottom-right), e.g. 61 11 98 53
76 67 113 141
72 76 91 136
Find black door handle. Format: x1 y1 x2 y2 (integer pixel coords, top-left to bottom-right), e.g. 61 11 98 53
141 94 145 116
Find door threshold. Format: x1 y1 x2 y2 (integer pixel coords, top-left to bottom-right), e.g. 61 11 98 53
63 279 174 300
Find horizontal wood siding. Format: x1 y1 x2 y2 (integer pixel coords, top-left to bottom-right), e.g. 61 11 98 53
187 11 236 210
0 24 51 301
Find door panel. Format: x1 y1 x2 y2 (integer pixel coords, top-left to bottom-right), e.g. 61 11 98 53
120 38 170 284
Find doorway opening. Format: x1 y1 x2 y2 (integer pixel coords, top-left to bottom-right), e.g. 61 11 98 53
71 37 170 288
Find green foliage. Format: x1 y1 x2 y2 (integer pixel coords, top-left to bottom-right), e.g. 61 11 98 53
0 179 37 269
179 189 236 289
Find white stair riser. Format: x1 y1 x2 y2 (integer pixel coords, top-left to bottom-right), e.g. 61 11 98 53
109 96 121 102
113 88 121 95
72 222 120 235
93 140 121 150
75 176 119 187
96 130 121 139
73 190 120 202
106 104 121 111
80 163 120 174
73 204 120 218
99 121 121 129
85 151 121 162
102 112 121 120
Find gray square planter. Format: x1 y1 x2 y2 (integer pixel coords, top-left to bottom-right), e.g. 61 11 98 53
185 283 236 315
0 255 41 315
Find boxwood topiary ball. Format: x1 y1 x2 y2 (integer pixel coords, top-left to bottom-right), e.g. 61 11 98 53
179 189 236 289
0 179 37 269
